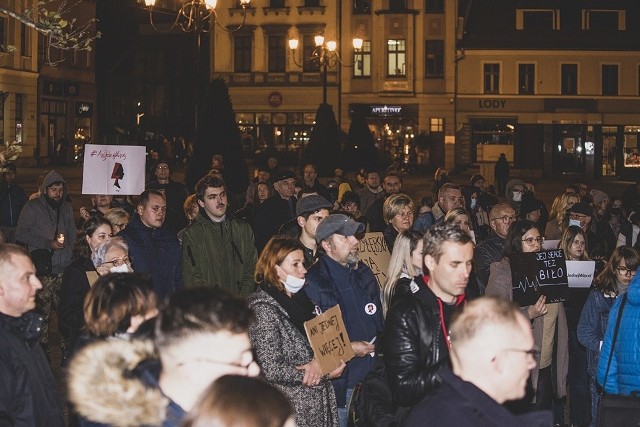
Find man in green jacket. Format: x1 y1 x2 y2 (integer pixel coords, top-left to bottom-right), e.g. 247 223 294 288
182 175 258 296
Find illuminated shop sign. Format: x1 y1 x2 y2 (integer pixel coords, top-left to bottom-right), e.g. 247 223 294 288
370 105 403 117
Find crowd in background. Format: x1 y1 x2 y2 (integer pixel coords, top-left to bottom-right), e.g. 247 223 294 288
0 152 639 427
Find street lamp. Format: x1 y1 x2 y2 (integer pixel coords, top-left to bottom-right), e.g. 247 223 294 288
289 35 363 105
143 0 251 35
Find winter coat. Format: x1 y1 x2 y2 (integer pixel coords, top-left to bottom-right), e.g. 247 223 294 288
68 338 183 427
59 257 97 353
577 288 616 378
118 215 182 300
486 257 569 398
597 272 640 395
15 170 77 274
0 181 27 227
0 312 65 426
356 186 384 216
304 255 383 406
383 275 461 408
254 194 296 252
404 368 553 427
247 288 338 427
182 212 257 296
473 231 505 294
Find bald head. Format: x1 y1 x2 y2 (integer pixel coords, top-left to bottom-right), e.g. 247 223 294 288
449 297 536 404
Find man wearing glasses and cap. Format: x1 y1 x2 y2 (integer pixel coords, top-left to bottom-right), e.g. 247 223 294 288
305 214 383 427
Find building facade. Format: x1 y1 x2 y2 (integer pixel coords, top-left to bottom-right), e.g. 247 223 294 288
0 3 39 163
456 0 640 180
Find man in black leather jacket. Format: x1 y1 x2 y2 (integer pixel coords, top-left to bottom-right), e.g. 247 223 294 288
383 223 474 408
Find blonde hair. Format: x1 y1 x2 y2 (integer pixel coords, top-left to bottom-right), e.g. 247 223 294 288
383 193 414 224
382 230 423 316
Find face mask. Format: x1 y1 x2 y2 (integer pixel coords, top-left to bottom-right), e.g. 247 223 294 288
569 219 582 228
283 275 305 294
512 192 523 202
110 264 131 274
470 199 477 210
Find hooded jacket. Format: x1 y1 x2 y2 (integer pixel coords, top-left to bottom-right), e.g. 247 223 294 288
16 170 76 274
68 339 183 427
505 178 526 215
181 211 257 295
597 272 640 395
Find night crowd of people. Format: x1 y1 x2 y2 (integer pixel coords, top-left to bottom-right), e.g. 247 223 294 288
0 154 639 427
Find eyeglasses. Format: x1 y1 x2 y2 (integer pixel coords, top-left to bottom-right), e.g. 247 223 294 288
491 215 517 223
102 256 131 267
177 357 254 371
569 213 588 220
502 347 540 359
522 236 545 245
616 267 637 276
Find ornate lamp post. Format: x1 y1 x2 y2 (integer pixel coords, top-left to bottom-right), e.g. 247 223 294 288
288 35 363 105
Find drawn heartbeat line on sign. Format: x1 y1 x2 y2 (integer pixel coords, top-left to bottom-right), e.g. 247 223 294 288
513 276 540 293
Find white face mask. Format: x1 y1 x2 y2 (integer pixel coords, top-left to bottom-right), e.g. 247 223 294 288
569 219 582 228
470 199 477 210
283 275 305 294
512 191 523 202
110 264 132 274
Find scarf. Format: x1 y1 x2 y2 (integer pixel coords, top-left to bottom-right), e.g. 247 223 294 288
262 282 316 335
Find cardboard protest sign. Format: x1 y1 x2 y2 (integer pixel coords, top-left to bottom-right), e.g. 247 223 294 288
510 249 568 307
358 232 391 288
82 144 146 195
566 260 596 288
304 305 355 375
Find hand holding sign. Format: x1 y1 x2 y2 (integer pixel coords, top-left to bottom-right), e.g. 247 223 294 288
510 249 569 307
304 305 356 375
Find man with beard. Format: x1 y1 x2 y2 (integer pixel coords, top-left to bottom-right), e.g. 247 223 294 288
16 170 77 349
305 214 383 427
182 175 257 296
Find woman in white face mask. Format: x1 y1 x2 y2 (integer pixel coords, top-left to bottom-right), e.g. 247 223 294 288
93 237 133 276
247 236 346 427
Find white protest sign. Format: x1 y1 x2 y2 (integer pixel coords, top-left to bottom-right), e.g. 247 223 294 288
542 239 560 250
82 144 146 195
566 260 596 288
358 232 391 288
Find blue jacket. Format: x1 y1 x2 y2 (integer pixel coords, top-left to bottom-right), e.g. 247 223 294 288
577 288 616 377
304 255 384 406
118 215 183 300
597 273 640 395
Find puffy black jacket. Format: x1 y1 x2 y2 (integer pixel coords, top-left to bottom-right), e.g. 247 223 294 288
382 276 462 408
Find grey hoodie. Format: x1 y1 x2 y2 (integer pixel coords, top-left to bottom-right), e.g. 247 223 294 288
16 170 76 273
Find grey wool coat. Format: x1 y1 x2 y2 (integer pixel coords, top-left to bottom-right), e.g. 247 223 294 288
248 287 339 427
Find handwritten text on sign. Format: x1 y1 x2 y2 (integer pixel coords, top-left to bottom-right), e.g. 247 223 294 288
358 232 391 288
82 144 146 196
510 249 568 307
304 305 355 375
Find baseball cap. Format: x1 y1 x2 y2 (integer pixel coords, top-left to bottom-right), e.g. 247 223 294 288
296 194 333 217
272 170 296 183
568 202 592 217
315 214 365 243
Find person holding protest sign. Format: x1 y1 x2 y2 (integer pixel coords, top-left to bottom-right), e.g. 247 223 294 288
248 236 345 427
559 225 592 426
486 219 568 417
381 230 424 316
578 247 640 427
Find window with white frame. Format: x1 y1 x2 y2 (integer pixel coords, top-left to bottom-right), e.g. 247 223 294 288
483 63 500 94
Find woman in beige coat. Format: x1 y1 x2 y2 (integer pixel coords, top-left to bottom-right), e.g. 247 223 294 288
486 219 568 414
